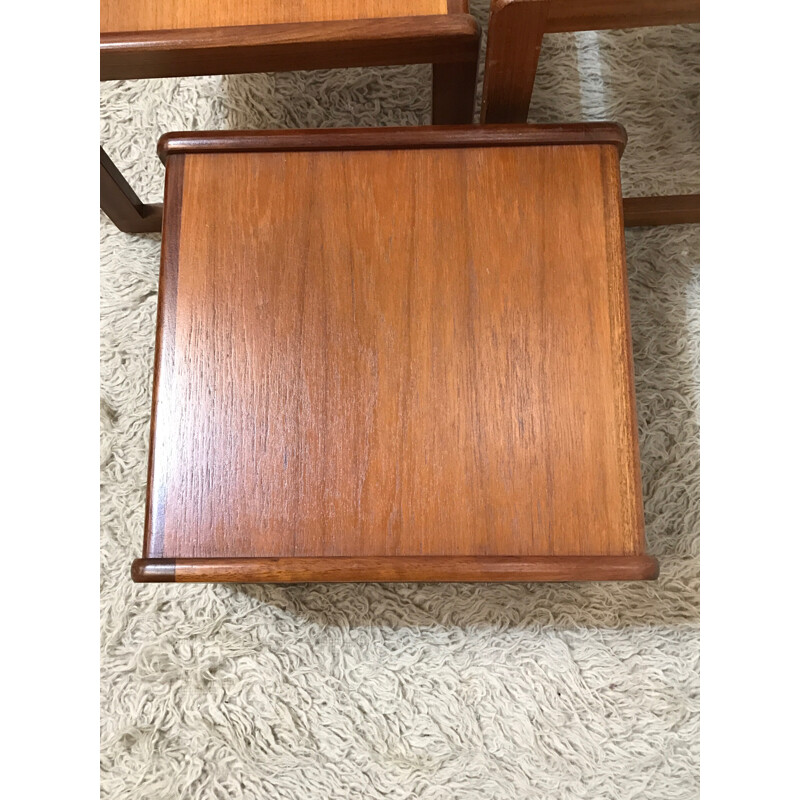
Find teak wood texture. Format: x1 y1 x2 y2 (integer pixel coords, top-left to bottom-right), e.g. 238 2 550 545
133 125 657 583
100 1 479 81
622 194 700 227
100 2 480 232
101 0 449 33
479 0 700 227
543 0 699 32
481 0 700 123
100 147 163 233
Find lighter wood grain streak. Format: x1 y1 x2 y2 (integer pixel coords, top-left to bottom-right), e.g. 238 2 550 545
102 0 449 33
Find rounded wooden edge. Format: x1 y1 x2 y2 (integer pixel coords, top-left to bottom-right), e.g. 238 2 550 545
100 14 480 51
100 15 480 81
131 559 176 582
157 123 627 163
131 555 658 583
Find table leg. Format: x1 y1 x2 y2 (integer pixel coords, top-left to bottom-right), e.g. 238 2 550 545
481 0 551 124
100 147 163 233
432 58 478 124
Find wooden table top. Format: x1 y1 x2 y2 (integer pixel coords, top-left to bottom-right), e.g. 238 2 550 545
134 124 657 583
101 0 450 34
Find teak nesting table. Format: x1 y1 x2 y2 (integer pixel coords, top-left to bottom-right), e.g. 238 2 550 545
479 0 700 227
132 124 659 584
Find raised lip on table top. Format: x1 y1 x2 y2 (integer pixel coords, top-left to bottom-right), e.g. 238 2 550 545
132 555 659 583
157 123 627 163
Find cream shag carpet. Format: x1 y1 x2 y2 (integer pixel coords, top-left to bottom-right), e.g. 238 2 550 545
100 6 699 797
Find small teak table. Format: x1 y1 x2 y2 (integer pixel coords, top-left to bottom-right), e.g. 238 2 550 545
133 124 659 583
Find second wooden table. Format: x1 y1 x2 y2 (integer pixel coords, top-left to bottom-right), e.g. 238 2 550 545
100 0 481 232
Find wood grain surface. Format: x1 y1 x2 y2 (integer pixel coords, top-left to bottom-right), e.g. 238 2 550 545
100 3 481 232
143 127 648 576
623 194 700 227
101 0 449 34
480 0 700 123
132 555 659 582
481 0 550 124
100 147 163 233
544 0 699 32
100 15 480 83
143 155 185 559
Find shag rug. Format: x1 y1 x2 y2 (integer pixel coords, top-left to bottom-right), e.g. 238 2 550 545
100 6 699 798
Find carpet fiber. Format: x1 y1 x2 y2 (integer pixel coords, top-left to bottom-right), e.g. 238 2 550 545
100 7 699 797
